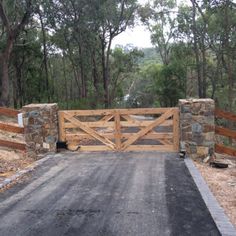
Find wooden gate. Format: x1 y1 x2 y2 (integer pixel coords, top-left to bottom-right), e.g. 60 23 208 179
58 108 179 152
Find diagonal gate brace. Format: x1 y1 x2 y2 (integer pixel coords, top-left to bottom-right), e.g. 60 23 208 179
121 109 174 150
64 112 116 150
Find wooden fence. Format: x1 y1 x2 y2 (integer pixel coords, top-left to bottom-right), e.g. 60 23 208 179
215 109 236 156
58 108 179 152
0 107 25 151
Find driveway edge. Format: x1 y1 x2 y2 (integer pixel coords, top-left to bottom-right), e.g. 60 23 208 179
185 157 236 236
0 154 53 190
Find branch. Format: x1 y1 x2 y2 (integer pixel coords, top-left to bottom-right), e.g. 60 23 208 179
0 1 10 31
13 0 33 37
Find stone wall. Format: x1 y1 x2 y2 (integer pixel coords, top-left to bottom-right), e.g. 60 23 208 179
22 103 58 159
179 99 215 159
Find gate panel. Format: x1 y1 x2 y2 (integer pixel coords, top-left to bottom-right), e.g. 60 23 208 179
58 108 179 152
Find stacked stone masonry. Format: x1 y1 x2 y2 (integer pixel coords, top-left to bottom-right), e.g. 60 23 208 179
179 99 215 159
22 103 58 159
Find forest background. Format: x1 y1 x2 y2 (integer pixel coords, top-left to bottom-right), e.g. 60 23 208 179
0 0 235 112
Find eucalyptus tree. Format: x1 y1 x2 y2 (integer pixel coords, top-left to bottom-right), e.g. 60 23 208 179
94 0 138 107
42 0 138 108
206 0 236 111
0 0 34 106
109 46 143 106
139 0 177 65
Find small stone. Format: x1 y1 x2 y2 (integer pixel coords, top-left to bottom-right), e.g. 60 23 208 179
43 142 50 149
29 111 40 118
203 156 210 163
45 136 56 144
192 123 202 134
197 146 209 156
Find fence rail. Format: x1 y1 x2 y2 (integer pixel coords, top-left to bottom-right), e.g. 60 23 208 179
0 122 24 134
0 107 20 117
0 107 25 151
215 108 236 157
0 139 26 151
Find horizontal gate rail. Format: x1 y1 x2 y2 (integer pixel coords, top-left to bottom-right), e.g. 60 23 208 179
58 108 179 152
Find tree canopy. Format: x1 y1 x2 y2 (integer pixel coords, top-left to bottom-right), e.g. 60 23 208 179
0 0 235 112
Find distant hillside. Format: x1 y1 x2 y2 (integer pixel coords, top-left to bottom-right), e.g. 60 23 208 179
138 47 162 65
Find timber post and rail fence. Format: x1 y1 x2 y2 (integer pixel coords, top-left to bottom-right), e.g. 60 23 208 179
215 109 236 156
0 107 25 151
0 99 235 158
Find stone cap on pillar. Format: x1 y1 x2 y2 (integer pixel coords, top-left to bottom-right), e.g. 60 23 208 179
179 98 214 104
23 103 58 111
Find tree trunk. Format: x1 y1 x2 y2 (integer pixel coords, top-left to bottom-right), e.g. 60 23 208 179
191 0 202 98
78 41 86 98
0 59 10 106
104 38 112 108
39 10 50 102
62 52 69 109
0 36 14 106
201 43 207 98
0 0 32 107
101 39 108 108
92 49 99 108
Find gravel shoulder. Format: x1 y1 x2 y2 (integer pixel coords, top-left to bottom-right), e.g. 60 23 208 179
194 154 236 228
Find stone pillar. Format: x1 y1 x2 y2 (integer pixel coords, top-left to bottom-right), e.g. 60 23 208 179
179 99 215 159
22 103 58 159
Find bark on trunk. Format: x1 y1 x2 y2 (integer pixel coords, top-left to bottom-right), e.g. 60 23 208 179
0 59 10 106
39 10 50 102
78 42 86 98
92 50 99 95
0 1 32 106
0 36 14 106
101 40 108 108
62 52 69 109
191 0 203 98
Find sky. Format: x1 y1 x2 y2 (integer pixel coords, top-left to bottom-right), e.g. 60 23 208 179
112 25 152 49
111 0 190 49
111 0 152 49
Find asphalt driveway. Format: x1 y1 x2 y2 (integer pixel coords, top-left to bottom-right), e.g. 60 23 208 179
0 152 220 236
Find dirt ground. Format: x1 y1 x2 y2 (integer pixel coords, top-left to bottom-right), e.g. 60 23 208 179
194 154 236 228
0 149 33 179
0 115 33 182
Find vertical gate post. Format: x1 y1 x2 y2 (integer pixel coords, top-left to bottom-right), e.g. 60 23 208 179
58 111 66 142
173 108 180 152
179 99 215 159
114 111 121 151
22 103 59 159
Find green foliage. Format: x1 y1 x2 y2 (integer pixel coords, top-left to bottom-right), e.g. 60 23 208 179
110 46 144 106
0 0 235 112
127 52 186 108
